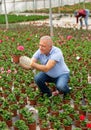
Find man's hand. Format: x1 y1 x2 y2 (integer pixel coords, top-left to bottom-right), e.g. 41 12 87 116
30 60 34 69
19 62 31 70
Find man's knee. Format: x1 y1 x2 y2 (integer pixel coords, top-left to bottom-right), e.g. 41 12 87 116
34 75 39 83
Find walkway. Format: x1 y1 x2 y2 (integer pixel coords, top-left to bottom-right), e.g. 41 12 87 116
19 14 91 30
30 15 91 30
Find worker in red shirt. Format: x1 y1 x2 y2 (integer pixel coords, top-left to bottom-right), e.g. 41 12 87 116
74 9 90 29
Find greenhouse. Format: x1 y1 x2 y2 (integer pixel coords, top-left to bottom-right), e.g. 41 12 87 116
0 0 91 130
0 0 89 13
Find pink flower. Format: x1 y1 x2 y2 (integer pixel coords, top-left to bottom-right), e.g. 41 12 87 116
67 35 72 40
79 115 85 121
0 39 3 43
87 123 91 128
11 37 15 41
0 67 4 71
7 69 11 74
6 36 9 40
17 45 24 51
13 70 17 74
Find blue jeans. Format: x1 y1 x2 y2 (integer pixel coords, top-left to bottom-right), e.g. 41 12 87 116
80 9 90 28
34 72 70 97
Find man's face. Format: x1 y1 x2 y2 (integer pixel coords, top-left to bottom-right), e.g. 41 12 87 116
39 40 52 55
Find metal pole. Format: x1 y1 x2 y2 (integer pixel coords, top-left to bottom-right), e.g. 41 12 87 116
44 0 45 9
49 0 53 37
13 0 15 12
25 0 27 11
83 0 85 9
58 0 61 15
4 0 8 29
33 0 35 14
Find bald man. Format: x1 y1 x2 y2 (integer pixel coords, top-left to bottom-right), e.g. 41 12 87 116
30 36 70 98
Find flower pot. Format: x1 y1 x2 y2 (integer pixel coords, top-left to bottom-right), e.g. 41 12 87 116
64 125 72 130
81 127 88 130
79 110 86 116
11 110 17 117
74 120 81 127
29 99 36 106
49 122 54 129
12 55 20 63
87 112 91 121
6 119 12 127
0 115 3 121
63 99 70 104
40 127 49 130
14 126 19 130
28 122 36 130
50 110 59 116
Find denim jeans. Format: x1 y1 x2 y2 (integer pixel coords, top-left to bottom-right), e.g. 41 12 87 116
80 9 90 28
34 72 70 97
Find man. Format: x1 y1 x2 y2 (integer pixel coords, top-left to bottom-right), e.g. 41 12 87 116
74 9 90 29
30 35 70 97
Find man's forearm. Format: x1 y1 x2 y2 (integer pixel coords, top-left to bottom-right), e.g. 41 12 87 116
30 62 48 72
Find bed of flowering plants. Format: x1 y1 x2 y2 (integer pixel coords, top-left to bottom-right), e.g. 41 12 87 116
0 23 91 130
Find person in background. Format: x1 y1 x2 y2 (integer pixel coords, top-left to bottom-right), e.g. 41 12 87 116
30 35 70 98
74 9 90 29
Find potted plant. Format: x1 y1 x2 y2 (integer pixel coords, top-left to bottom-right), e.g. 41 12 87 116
79 114 88 130
7 93 17 104
79 105 88 116
19 107 32 120
73 128 81 130
28 91 37 105
18 97 27 108
74 112 81 127
40 119 49 130
12 45 25 63
52 119 62 129
48 115 58 129
50 104 60 116
27 116 36 130
87 105 91 121
51 94 62 105
63 93 71 104
1 99 9 110
20 93 27 105
63 116 73 130
9 104 19 117
59 111 68 122
80 120 87 129
37 106 48 124
2 110 13 127
0 108 4 121
13 119 28 130
13 87 21 101
0 121 7 130
0 97 4 106
43 95 51 112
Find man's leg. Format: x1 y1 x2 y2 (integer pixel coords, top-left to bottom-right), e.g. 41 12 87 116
56 73 70 95
84 9 89 30
34 72 52 97
80 17 83 29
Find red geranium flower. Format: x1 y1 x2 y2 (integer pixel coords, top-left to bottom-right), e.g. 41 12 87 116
79 115 85 121
87 123 91 128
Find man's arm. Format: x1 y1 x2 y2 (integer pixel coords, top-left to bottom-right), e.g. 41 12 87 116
30 58 56 72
